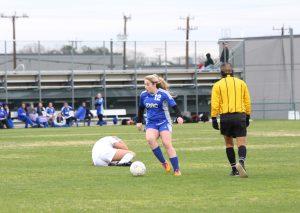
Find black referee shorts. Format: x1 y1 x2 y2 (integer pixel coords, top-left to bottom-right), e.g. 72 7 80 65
220 113 247 138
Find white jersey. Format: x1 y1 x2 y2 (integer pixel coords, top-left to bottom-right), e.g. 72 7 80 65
92 136 121 166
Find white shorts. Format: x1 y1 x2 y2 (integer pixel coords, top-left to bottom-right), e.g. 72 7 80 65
92 136 120 166
93 148 117 166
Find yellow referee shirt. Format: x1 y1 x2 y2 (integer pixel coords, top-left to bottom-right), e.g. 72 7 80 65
211 75 251 118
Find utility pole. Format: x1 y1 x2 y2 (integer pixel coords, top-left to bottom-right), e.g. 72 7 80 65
69 40 82 50
122 14 131 70
178 16 198 69
1 12 29 69
273 25 288 36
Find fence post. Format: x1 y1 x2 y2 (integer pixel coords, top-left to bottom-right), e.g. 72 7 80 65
4 41 8 103
102 41 107 109
71 46 75 109
38 41 42 102
103 68 107 110
134 41 138 115
194 41 199 115
164 41 168 81
110 39 113 70
289 28 296 120
242 39 246 81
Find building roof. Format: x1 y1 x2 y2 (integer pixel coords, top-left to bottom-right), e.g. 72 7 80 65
218 34 300 42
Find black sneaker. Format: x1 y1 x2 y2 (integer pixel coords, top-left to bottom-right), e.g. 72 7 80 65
236 161 248 178
229 169 239 176
116 161 133 167
108 161 118 166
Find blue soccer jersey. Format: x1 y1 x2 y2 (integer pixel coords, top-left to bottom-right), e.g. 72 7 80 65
46 107 55 116
61 106 73 117
0 107 7 120
139 88 176 124
95 98 104 115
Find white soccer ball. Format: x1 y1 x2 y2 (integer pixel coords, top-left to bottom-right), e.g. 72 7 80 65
130 161 146 176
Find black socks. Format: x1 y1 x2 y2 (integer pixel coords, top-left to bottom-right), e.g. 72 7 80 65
238 145 247 163
226 147 237 171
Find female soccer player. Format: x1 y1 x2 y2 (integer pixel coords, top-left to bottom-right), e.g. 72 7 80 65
136 74 183 176
92 136 135 166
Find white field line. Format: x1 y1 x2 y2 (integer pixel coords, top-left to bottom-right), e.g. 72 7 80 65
0 130 216 139
0 137 298 150
248 132 300 137
1 130 299 139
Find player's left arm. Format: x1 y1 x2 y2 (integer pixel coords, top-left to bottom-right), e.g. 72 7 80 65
244 83 251 116
164 91 183 124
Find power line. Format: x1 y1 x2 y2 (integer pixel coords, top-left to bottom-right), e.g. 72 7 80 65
178 16 198 69
1 12 29 69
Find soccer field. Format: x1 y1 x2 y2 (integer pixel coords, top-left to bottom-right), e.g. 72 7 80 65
0 121 299 212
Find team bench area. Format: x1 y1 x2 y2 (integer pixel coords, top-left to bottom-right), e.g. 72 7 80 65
9 109 131 128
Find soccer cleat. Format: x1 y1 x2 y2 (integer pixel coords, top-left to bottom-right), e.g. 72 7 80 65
174 169 182 176
108 161 118 166
229 169 239 176
236 162 248 178
162 162 171 173
116 161 133 167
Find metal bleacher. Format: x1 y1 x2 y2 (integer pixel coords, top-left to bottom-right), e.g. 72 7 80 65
0 69 239 91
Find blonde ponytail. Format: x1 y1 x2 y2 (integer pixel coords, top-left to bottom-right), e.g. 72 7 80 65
145 74 169 91
155 75 169 91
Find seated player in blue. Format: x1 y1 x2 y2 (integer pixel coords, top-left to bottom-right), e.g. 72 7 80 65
136 74 184 176
75 102 93 126
3 103 14 128
84 103 94 126
17 103 34 128
0 102 10 129
27 103 47 128
35 102 49 128
75 102 86 127
53 112 67 127
61 102 76 127
46 102 56 127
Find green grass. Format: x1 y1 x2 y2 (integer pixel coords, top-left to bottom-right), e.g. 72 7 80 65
0 121 300 212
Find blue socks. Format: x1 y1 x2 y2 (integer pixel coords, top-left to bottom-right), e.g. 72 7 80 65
152 147 180 172
170 156 179 171
152 146 166 164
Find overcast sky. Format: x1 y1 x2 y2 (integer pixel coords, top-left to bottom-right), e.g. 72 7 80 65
0 0 299 42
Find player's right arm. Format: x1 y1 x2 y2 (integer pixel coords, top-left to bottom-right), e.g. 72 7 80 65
113 140 129 150
136 106 145 131
211 83 221 118
136 92 146 131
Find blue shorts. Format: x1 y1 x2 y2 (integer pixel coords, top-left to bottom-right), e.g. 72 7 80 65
146 120 172 132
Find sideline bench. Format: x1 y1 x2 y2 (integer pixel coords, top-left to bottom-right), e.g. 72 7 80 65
10 109 130 127
90 109 130 125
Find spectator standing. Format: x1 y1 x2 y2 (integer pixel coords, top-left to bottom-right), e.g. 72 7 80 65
220 42 229 63
95 93 105 126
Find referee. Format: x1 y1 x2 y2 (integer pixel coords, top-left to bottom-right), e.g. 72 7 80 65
211 63 251 178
